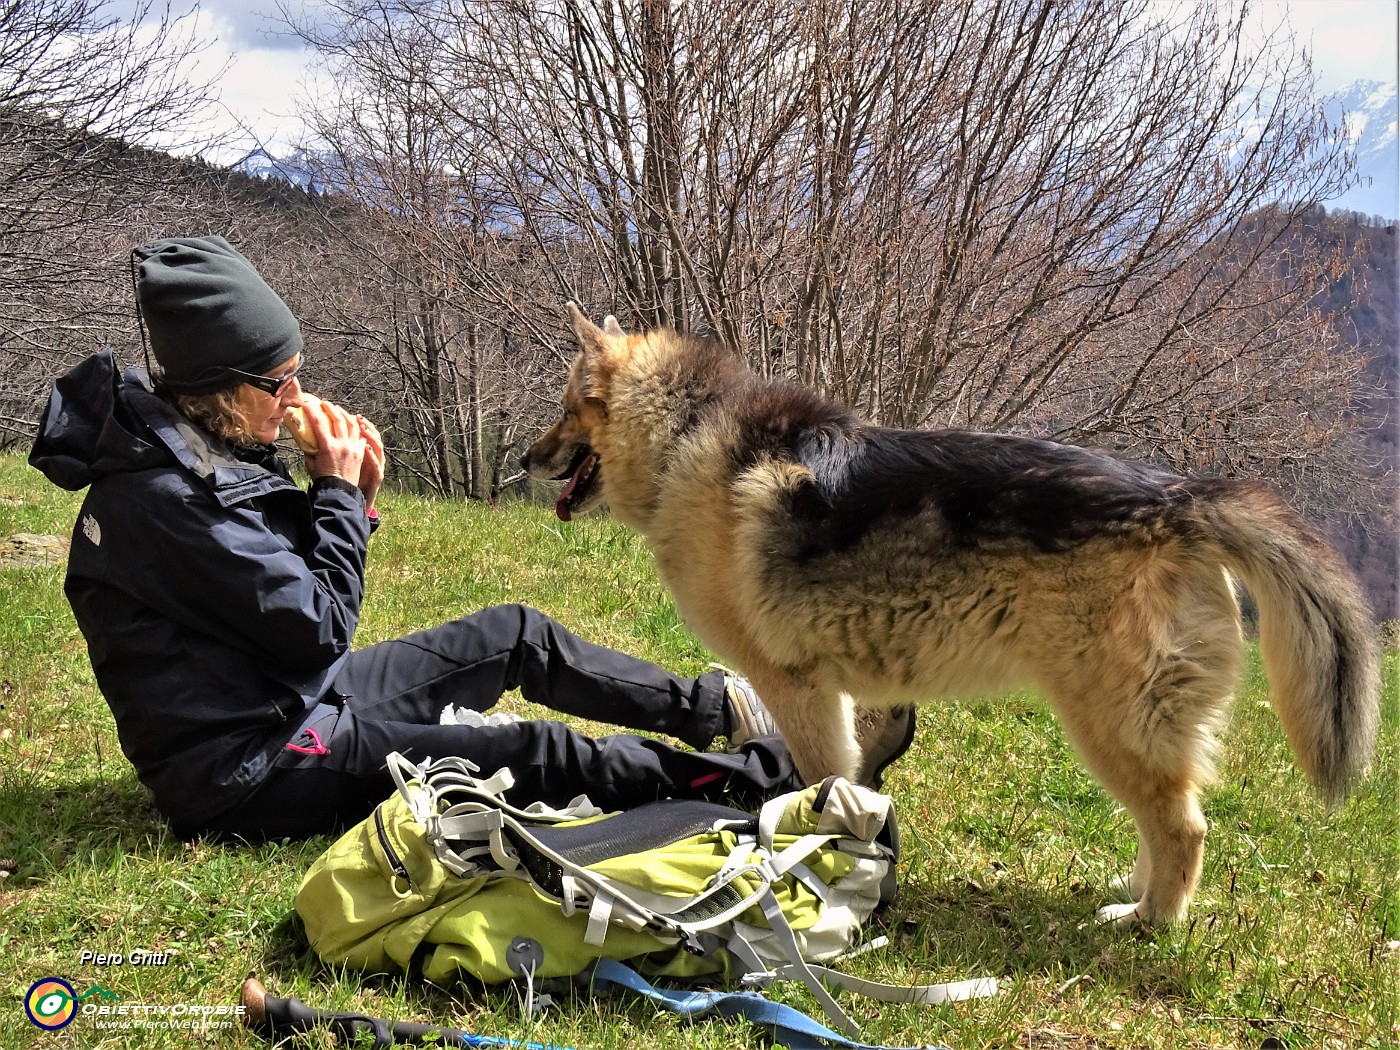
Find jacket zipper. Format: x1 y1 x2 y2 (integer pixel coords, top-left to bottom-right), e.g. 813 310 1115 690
373 805 411 888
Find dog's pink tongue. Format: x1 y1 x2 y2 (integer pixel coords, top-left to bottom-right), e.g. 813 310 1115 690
554 450 599 523
555 456 588 522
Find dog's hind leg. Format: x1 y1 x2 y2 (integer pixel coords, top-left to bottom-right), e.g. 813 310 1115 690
1093 776 1206 924
1109 843 1152 903
1046 686 1211 924
1042 567 1242 923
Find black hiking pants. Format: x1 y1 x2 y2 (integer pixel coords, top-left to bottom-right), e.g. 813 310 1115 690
196 604 799 841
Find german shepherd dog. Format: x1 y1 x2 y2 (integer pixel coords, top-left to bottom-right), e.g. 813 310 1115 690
523 304 1380 924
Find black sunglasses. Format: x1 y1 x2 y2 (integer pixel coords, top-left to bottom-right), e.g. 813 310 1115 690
225 360 301 396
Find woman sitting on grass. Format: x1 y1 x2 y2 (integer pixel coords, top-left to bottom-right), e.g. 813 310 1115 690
27 234 820 842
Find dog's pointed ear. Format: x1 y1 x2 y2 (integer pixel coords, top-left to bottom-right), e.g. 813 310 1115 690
602 315 625 337
565 301 616 359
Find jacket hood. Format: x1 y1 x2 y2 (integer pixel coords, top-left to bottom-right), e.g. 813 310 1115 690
29 349 284 500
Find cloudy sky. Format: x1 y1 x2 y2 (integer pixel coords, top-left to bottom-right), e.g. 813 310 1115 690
1260 0 1399 91
179 0 1397 161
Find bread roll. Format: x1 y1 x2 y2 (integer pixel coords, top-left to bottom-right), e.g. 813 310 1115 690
283 394 322 454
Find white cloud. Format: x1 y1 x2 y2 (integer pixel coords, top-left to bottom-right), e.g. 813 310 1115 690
1249 0 1398 92
180 0 1398 163
192 0 309 50
157 3 328 162
204 26 321 155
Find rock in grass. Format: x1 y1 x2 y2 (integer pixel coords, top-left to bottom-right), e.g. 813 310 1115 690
0 533 68 568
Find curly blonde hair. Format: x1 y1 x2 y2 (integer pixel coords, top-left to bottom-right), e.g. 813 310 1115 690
169 387 263 447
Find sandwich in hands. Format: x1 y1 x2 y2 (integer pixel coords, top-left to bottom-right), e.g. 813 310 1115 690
283 394 324 454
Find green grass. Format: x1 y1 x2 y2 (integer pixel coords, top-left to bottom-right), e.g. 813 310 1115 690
0 452 1396 1049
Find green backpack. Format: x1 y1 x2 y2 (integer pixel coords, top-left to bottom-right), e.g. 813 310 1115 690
295 753 986 1035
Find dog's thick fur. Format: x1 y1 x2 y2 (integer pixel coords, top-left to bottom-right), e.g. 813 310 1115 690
523 305 1381 924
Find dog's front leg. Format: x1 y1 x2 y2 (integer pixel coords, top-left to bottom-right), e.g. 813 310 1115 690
741 663 861 784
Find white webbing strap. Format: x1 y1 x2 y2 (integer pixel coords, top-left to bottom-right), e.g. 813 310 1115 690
558 873 580 916
765 963 999 1005
742 933 999 1010
383 752 611 880
715 828 757 877
407 752 801 942
446 803 718 944
388 752 599 827
427 805 518 874
532 836 776 944
553 822 842 949
757 790 788 849
386 751 446 823
681 830 835 932
785 861 829 901
756 890 860 1038
434 807 504 840
723 926 769 975
585 891 615 946
471 768 516 797
764 832 839 879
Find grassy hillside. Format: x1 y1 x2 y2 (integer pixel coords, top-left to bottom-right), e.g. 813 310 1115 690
0 455 1395 1049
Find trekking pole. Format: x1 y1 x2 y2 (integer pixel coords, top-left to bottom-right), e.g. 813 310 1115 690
240 973 577 1050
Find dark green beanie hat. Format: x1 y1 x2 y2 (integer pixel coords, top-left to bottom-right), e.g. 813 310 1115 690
133 235 303 393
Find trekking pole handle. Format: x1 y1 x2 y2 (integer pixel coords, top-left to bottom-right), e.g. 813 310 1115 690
241 973 577 1050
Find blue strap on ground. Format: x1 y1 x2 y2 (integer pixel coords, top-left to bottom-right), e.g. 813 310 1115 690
587 959 952 1050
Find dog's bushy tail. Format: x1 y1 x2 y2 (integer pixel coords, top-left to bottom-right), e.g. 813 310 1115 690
1181 479 1380 807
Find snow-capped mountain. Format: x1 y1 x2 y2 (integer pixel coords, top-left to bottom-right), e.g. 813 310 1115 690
231 147 319 191
1322 78 1398 221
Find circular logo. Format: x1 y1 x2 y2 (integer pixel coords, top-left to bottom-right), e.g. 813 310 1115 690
25 978 77 1030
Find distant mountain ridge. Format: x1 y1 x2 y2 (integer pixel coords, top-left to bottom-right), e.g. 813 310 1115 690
231 147 318 190
1323 78 1398 221
229 79 1399 220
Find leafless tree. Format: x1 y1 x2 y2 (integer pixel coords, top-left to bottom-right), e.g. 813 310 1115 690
271 0 1384 586
0 0 224 443
282 0 569 498
380 0 1371 510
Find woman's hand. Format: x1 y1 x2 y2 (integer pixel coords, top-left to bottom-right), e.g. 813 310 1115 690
301 398 366 487
356 416 385 508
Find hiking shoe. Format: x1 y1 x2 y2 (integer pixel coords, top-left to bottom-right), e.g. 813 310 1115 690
857 705 917 790
722 674 778 749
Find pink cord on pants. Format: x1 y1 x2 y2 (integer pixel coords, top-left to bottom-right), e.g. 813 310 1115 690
285 726 329 755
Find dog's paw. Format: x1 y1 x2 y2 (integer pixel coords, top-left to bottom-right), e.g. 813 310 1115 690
1095 902 1143 925
1109 872 1137 901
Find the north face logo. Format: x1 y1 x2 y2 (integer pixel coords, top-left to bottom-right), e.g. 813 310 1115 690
81 514 101 546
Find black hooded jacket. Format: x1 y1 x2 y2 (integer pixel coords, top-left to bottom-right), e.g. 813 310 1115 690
29 350 371 832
